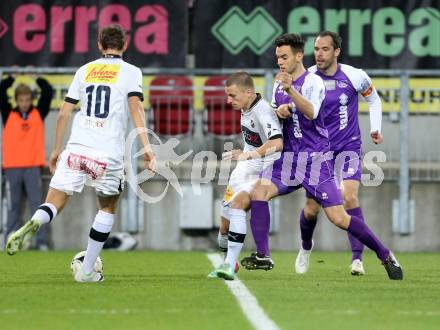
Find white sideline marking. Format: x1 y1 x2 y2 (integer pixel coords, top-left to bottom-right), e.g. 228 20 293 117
207 253 280 330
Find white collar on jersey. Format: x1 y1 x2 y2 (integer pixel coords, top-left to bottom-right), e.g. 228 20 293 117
242 93 262 113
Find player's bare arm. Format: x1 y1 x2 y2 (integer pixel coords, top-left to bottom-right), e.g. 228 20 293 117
275 71 314 119
49 101 75 174
128 96 157 172
223 138 283 161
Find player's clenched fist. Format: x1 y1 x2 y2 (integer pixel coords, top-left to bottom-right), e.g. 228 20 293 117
276 103 293 119
275 72 293 91
370 131 383 145
143 151 157 173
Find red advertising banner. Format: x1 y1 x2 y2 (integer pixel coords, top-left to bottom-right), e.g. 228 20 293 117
0 0 187 67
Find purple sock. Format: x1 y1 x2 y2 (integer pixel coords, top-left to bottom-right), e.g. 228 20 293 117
300 210 317 250
347 215 390 262
250 200 271 256
347 207 365 261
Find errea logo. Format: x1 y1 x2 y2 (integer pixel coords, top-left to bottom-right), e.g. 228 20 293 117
212 7 282 55
339 93 348 105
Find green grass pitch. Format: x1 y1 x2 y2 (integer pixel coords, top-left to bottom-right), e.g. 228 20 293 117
0 251 439 330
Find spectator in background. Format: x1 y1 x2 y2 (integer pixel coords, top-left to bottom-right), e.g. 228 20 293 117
0 72 53 250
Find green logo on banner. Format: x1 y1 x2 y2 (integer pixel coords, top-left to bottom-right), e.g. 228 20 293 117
212 7 283 55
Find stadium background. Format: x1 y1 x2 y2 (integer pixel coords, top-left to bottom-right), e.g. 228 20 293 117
0 0 439 252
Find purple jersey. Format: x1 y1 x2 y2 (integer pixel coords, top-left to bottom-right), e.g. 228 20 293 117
309 64 375 151
271 71 329 154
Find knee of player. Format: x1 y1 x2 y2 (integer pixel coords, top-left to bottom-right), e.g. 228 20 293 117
229 194 251 211
219 217 230 234
304 199 320 219
327 209 350 228
250 179 274 201
250 187 269 201
343 192 359 209
304 206 319 220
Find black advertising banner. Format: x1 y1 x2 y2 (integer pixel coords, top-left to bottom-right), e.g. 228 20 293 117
0 0 187 67
193 0 440 69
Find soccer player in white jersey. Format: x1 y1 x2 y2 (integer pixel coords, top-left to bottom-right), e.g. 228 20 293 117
6 24 156 282
282 31 383 276
208 71 283 280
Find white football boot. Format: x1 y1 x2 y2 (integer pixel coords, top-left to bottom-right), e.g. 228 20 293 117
350 259 366 276
72 260 104 283
295 241 314 274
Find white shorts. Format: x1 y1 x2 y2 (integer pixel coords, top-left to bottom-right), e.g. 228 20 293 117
221 162 260 220
50 145 124 196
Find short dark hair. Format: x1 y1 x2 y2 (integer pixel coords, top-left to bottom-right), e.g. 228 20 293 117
99 24 126 50
225 71 254 90
15 83 32 100
275 33 305 53
316 31 342 50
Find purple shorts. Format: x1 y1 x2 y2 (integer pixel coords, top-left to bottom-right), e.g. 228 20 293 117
333 142 362 182
262 151 343 208
305 143 362 201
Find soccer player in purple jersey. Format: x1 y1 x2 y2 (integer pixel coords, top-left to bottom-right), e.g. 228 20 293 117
241 33 402 280
293 31 383 276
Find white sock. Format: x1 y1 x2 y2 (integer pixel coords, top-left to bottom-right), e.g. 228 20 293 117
225 208 246 267
218 231 228 252
32 203 58 225
82 210 114 275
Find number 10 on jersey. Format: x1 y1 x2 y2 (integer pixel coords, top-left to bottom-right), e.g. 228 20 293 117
86 85 111 119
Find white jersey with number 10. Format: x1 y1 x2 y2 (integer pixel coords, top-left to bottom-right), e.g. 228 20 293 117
65 57 143 161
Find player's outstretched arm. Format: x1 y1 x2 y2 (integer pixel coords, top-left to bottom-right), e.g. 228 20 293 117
49 101 75 174
249 137 283 159
128 96 156 172
224 138 283 161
